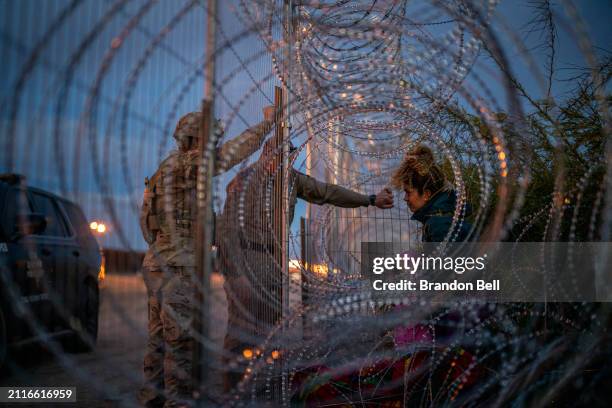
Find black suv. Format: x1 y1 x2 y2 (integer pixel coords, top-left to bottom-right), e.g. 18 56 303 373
0 174 101 367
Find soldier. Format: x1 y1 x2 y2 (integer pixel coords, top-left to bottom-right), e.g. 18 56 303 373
218 139 394 392
138 107 275 408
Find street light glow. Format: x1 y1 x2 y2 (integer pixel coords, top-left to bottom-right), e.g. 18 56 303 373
90 221 107 234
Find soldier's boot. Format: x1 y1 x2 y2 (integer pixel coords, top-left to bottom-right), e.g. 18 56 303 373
139 290 166 407
161 276 195 408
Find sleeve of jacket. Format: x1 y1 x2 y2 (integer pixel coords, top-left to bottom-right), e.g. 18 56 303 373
214 120 273 175
294 171 370 208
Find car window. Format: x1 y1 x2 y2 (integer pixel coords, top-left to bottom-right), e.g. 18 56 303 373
62 201 90 237
1 187 33 238
61 200 98 249
30 192 69 237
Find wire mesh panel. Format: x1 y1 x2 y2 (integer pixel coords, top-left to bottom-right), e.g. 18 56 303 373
1 1 211 405
1 0 612 407
216 86 288 400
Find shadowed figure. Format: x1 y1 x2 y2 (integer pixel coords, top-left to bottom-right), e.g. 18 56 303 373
217 138 394 393
138 107 274 408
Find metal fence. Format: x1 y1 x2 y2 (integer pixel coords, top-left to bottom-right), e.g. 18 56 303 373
1 0 611 406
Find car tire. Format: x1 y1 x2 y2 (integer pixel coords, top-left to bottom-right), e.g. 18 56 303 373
67 280 99 353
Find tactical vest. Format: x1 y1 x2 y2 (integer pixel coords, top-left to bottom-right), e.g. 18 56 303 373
147 151 198 242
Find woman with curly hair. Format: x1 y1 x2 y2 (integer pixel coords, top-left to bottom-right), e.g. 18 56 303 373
391 145 472 242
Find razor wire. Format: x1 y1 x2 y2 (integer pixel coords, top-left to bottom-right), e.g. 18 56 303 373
0 0 611 406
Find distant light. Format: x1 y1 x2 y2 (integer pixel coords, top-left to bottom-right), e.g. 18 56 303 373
98 256 106 282
243 349 253 359
90 221 98 230
97 223 106 233
310 263 329 277
271 350 280 359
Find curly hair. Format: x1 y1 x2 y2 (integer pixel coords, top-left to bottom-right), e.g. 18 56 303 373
391 145 446 194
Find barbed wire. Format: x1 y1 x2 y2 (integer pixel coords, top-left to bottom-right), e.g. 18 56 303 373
1 0 610 406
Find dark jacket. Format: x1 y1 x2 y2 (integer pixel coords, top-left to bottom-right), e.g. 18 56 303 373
411 188 472 242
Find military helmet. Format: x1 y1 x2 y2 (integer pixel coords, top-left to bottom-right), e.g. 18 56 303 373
173 112 202 141
173 112 224 141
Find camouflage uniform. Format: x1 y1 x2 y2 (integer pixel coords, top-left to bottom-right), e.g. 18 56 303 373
218 155 372 391
138 112 272 408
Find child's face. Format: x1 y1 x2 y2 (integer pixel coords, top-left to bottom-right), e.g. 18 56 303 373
403 186 430 212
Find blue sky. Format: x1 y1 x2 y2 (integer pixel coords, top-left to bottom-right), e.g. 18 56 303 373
1 0 609 251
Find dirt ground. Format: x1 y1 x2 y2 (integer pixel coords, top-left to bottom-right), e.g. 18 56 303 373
1 272 229 407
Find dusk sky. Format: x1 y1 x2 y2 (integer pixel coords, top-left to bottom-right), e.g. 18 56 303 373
1 0 610 251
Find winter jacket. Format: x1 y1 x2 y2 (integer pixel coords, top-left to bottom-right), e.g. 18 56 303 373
410 188 472 242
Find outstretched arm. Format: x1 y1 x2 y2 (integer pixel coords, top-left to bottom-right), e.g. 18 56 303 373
295 171 394 209
214 106 275 175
